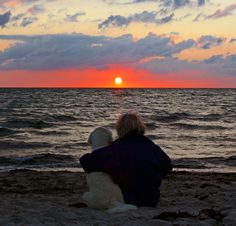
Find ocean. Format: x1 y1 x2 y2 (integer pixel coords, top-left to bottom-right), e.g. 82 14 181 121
0 88 235 172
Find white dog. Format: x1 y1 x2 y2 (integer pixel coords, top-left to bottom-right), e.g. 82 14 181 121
82 127 137 213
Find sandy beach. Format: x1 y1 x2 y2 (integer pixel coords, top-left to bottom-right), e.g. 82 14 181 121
0 170 235 226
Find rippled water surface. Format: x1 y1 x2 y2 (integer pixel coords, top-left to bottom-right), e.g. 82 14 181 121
0 88 235 172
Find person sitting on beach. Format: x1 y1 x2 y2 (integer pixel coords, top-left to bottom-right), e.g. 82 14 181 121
82 127 137 213
80 112 172 207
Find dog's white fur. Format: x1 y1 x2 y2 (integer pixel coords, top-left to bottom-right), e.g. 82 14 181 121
83 127 137 213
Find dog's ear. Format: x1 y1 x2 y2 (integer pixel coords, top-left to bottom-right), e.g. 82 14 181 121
88 128 97 144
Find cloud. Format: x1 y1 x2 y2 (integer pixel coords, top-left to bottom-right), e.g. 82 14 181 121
204 55 224 64
27 4 45 15
104 0 205 8
197 35 225 49
65 12 86 22
193 12 206 22
197 0 205 6
98 11 174 29
0 33 234 76
10 13 38 27
158 0 205 10
138 53 236 76
193 4 236 22
11 13 25 22
173 0 191 8
202 54 236 75
9 5 42 27
0 33 195 71
207 4 236 19
126 0 157 3
102 0 206 26
20 16 37 27
230 38 236 43
0 11 11 28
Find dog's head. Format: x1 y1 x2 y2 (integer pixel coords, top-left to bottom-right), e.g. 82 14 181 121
88 127 113 150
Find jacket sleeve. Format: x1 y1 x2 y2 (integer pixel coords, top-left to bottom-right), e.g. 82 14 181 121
153 145 172 177
79 147 111 173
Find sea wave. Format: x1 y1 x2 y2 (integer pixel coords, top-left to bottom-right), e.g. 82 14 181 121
2 119 54 129
0 141 52 149
145 122 159 130
32 130 70 136
46 114 77 122
151 112 190 123
0 127 18 137
170 123 229 130
151 112 223 123
173 156 236 169
196 113 222 121
0 153 79 167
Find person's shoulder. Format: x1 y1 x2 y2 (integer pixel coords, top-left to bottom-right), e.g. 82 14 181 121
113 134 156 145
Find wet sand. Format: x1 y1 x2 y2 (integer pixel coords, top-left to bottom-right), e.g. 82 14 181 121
0 170 235 226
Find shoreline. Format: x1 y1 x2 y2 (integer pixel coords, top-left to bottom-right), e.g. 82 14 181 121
0 170 235 226
1 166 236 174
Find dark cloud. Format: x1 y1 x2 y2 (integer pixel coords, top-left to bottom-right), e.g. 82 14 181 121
10 13 38 27
65 12 86 22
203 54 236 76
98 11 174 29
198 35 225 49
193 12 206 22
230 38 236 43
98 15 130 28
11 13 25 21
204 55 224 64
128 0 157 3
198 0 205 6
207 4 236 19
160 12 174 23
193 3 236 22
0 33 235 76
20 17 38 27
158 0 205 10
0 33 195 70
0 11 11 28
105 0 205 8
174 0 191 8
139 53 236 76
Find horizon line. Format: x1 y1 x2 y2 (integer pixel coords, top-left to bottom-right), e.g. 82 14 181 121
0 87 235 89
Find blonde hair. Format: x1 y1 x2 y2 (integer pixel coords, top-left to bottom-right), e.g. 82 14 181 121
116 112 145 138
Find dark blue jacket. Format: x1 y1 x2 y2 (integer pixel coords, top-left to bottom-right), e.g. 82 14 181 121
80 134 172 207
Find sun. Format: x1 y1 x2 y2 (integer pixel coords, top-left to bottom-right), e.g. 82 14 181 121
115 77 123 85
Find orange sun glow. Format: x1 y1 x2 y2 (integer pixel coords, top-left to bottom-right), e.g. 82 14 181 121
114 77 123 85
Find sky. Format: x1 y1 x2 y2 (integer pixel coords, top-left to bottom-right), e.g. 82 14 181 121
0 0 236 88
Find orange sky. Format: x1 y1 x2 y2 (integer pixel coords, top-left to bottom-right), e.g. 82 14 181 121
0 67 235 88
